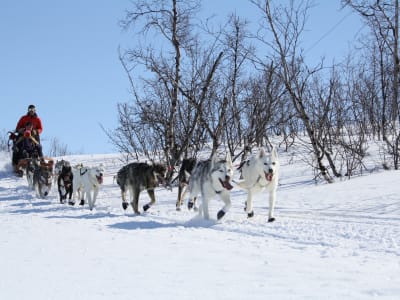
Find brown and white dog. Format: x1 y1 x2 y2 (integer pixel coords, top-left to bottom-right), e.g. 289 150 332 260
32 158 54 199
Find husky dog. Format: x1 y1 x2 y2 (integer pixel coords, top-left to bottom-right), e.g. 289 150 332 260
25 157 39 189
116 162 167 214
187 153 234 220
237 147 280 222
175 158 196 211
32 159 54 198
54 159 69 185
70 164 104 210
57 161 73 204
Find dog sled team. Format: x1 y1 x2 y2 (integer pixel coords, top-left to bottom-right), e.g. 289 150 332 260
9 105 281 221
115 145 280 222
11 145 281 222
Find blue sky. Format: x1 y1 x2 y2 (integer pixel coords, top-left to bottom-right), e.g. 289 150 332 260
0 0 364 155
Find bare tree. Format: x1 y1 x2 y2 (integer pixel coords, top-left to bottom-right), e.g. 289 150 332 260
251 0 335 182
343 0 400 168
47 137 70 157
112 0 229 183
117 0 201 171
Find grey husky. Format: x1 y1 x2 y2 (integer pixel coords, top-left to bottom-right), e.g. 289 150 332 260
187 153 234 220
32 159 54 198
236 147 280 222
116 162 167 214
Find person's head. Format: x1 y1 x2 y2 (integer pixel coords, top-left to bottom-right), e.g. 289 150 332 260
27 104 36 116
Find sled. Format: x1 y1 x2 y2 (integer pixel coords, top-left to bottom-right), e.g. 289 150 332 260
8 129 43 177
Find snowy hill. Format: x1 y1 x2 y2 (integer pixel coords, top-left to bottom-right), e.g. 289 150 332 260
0 149 399 300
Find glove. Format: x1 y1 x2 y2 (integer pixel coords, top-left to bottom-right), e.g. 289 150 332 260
32 129 37 135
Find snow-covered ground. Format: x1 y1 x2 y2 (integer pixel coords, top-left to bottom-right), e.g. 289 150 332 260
0 149 399 299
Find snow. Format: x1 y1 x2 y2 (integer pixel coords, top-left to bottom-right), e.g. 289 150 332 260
0 149 399 299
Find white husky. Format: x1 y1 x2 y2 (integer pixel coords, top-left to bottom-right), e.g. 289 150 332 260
187 153 234 220
237 147 280 222
71 164 104 210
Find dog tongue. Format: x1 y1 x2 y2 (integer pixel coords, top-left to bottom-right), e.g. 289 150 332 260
222 180 233 190
265 173 273 181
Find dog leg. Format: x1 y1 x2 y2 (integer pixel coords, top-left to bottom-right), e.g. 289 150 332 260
143 189 156 212
58 180 66 203
38 183 44 199
202 198 210 220
176 184 184 211
188 196 198 211
217 193 231 220
60 195 66 204
88 191 94 210
131 190 140 214
79 189 85 205
89 187 99 211
68 186 73 201
245 190 254 218
268 189 276 222
121 189 129 210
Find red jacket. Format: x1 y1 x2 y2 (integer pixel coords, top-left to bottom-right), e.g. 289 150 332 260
16 113 43 134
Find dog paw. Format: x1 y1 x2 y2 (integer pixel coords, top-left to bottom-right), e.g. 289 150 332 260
143 204 151 211
247 211 254 218
188 201 194 210
176 206 181 211
217 210 226 220
122 202 129 210
268 217 275 223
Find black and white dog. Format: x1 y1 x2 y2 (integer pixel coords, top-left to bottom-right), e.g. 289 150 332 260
237 147 280 222
116 162 167 214
175 158 196 211
54 159 69 185
187 153 234 220
57 161 73 204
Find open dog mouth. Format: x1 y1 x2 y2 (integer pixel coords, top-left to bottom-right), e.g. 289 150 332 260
219 176 233 190
265 171 273 181
96 175 103 184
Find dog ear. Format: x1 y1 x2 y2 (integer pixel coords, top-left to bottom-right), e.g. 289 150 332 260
225 151 232 165
258 148 266 158
271 146 278 160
